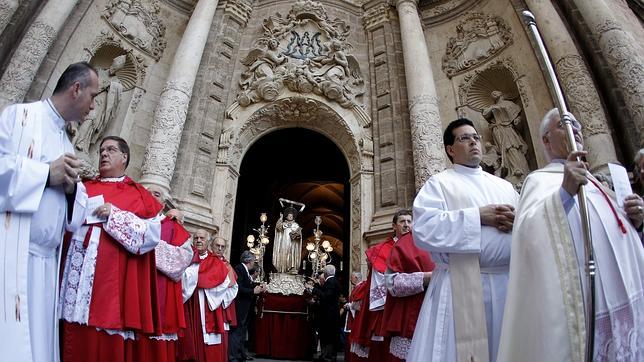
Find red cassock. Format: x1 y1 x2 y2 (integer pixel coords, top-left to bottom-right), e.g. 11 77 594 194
348 238 395 362
62 176 164 362
345 280 368 362
379 231 435 360
137 217 192 362
177 251 229 362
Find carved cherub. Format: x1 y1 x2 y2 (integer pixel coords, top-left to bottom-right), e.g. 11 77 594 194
239 38 288 90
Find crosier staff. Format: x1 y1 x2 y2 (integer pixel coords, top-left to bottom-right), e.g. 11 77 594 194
522 10 595 362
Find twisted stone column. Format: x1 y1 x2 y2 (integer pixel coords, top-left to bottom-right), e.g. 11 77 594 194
0 0 79 110
572 0 644 147
395 0 444 189
524 0 617 171
140 0 219 191
0 0 19 35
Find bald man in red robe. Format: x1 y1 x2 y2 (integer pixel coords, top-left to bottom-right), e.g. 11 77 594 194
178 229 236 362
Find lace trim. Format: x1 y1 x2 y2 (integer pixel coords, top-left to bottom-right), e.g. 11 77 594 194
390 272 425 297
104 206 147 254
389 336 412 359
594 294 644 361
98 176 126 183
149 333 178 341
98 328 135 340
155 238 193 281
350 343 369 358
60 226 100 324
370 271 387 311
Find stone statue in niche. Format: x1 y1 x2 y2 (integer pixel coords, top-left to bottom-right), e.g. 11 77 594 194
73 55 126 155
481 90 530 186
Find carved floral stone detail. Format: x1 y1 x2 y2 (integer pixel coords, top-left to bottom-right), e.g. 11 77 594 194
236 0 364 109
350 178 361 273
442 13 512 78
102 0 167 60
0 20 55 105
555 55 609 137
409 94 444 189
227 97 363 173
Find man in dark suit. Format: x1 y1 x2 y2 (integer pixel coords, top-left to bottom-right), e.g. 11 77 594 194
313 265 341 362
229 250 265 362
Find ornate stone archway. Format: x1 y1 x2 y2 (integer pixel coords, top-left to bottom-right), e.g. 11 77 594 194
212 95 374 274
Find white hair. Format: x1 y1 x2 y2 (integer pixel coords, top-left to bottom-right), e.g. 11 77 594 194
323 264 336 277
539 108 560 139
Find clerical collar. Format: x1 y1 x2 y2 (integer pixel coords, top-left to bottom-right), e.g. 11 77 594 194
45 98 65 129
453 164 482 174
199 252 208 260
99 176 126 182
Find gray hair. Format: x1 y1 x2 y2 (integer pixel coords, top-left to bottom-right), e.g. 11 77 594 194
323 264 336 278
635 148 644 181
240 250 255 264
539 108 560 139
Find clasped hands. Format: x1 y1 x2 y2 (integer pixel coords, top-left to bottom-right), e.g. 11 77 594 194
49 153 81 194
253 282 268 294
480 204 515 233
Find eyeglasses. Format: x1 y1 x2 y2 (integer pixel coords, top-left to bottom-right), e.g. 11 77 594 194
545 119 583 135
99 146 122 154
455 133 482 143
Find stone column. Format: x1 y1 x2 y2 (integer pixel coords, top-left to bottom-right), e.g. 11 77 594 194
0 0 79 110
395 0 444 189
524 0 617 171
140 0 219 192
571 0 644 147
0 0 19 35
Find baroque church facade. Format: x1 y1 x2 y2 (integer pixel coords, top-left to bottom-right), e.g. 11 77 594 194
0 0 642 277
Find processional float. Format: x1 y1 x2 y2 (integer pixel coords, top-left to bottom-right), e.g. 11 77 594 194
522 11 595 362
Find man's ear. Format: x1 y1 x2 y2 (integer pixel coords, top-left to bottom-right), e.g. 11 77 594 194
446 145 455 158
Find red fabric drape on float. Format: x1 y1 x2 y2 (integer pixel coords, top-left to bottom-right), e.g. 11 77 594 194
254 293 312 359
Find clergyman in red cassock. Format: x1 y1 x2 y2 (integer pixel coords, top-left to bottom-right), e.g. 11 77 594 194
138 186 195 362
178 229 237 362
59 136 166 361
380 210 434 361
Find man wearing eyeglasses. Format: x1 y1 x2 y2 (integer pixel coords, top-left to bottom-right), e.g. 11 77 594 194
407 118 519 362
498 109 644 361
59 135 167 361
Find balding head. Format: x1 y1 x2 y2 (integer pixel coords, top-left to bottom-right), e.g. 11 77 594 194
147 185 167 205
539 109 584 161
194 229 210 255
212 236 227 257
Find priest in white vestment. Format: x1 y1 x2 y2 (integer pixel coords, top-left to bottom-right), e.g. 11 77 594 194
408 118 519 362
498 109 644 362
0 62 98 361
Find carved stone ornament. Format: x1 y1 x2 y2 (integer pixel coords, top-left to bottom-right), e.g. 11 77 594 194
362 3 394 31
266 272 305 295
227 97 362 173
458 57 526 110
236 0 365 109
102 0 167 60
84 31 148 90
442 13 513 78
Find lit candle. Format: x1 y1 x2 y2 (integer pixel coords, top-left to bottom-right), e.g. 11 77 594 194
340 261 343 271
301 259 305 270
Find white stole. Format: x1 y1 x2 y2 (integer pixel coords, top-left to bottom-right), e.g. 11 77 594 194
438 170 489 362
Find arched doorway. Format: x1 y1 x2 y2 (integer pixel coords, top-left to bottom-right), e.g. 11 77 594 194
230 127 351 292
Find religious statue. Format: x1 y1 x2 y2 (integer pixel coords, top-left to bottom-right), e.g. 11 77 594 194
272 199 305 273
482 90 530 185
238 38 288 105
73 55 126 154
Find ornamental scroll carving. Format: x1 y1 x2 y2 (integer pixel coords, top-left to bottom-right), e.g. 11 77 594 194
442 13 512 78
103 0 167 60
236 0 365 109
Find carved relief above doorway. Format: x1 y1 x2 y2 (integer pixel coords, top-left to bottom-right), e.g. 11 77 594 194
236 0 366 111
442 12 513 78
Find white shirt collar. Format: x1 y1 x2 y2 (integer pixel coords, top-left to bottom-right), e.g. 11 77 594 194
453 163 482 175
44 99 66 130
